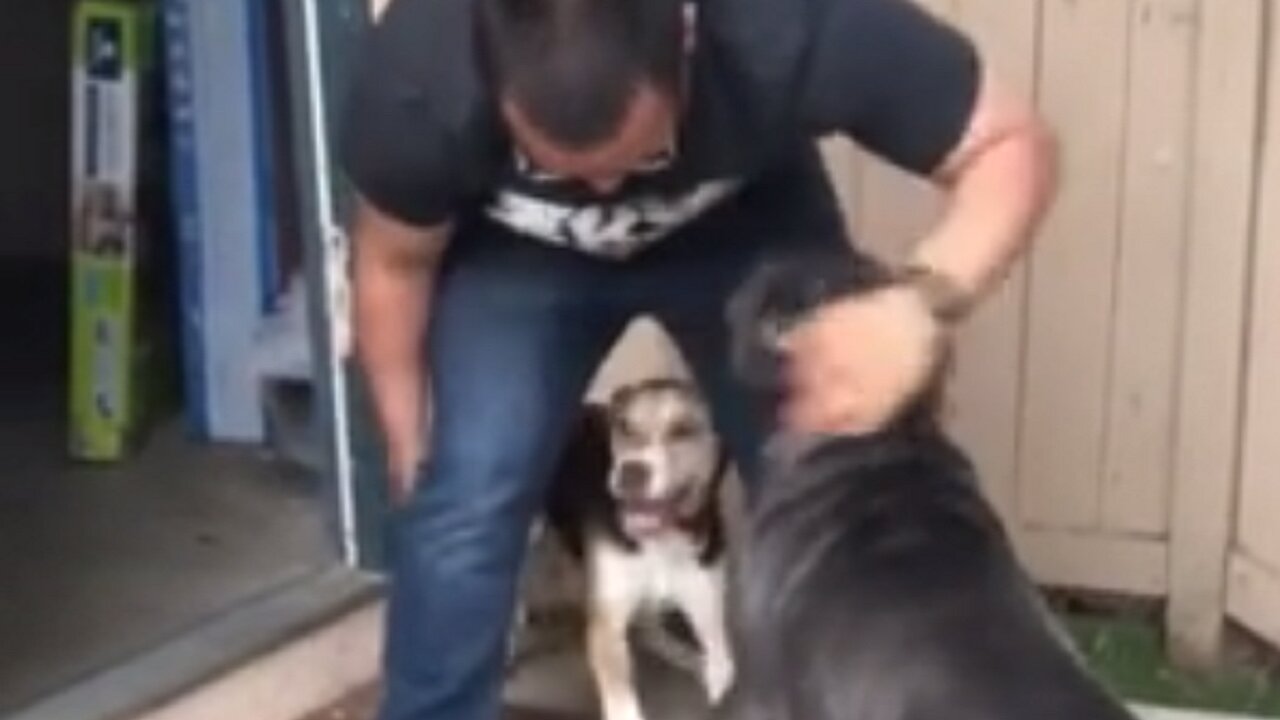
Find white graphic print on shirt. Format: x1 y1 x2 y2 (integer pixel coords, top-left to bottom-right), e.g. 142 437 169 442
485 179 742 260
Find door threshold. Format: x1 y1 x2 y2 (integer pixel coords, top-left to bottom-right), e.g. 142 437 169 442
6 568 384 720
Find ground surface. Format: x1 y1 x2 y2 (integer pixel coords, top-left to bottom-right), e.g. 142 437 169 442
300 629 708 720
299 610 1280 720
297 684 380 720
0 260 334 713
0 415 332 713
297 686 594 720
1067 614 1280 715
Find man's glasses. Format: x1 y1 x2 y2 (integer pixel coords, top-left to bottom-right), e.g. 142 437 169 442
512 138 679 185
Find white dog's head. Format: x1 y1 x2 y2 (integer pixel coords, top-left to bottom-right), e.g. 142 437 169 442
606 378 723 537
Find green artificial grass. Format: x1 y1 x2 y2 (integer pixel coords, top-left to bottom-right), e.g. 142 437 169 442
1063 614 1280 716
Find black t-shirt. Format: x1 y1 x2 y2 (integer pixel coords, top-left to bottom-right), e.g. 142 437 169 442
339 0 981 259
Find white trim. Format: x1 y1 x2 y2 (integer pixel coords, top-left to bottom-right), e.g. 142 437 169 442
89 598 1269 720
1132 702 1275 720
126 601 384 720
96 600 1266 720
299 0 359 566
7 572 378 720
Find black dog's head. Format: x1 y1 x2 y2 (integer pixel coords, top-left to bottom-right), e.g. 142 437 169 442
726 251 946 436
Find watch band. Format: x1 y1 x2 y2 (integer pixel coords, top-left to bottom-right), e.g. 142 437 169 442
896 263 971 324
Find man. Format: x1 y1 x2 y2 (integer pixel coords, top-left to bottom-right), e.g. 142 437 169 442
339 0 1056 716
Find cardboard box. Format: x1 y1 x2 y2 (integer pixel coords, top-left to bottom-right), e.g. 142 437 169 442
68 0 159 460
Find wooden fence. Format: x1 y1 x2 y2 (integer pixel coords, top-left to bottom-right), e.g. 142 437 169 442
593 0 1280 666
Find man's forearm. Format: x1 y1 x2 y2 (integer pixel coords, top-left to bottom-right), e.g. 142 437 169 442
351 198 450 489
355 256 434 466
910 74 1059 315
912 121 1057 305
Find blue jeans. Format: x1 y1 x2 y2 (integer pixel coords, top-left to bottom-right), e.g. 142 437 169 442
377 149 854 720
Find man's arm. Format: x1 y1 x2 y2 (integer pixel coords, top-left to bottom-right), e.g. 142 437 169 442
338 0 467 497
352 195 450 502
909 68 1058 317
783 0 1057 433
798 0 1057 317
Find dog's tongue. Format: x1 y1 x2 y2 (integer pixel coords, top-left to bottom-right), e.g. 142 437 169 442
623 502 676 536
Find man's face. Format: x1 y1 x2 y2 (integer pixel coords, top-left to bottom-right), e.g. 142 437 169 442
502 82 679 195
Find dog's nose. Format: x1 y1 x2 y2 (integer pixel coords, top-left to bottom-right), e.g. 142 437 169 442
617 461 652 497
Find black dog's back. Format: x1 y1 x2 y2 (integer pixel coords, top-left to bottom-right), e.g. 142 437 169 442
725 431 1136 720
722 251 1136 720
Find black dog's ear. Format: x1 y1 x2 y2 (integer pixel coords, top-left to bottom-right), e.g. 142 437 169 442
726 250 954 436
726 251 897 390
725 260 792 391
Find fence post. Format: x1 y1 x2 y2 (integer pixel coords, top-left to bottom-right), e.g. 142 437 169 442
1165 0 1263 670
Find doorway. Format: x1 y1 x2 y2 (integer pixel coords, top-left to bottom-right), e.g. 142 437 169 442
0 0 354 713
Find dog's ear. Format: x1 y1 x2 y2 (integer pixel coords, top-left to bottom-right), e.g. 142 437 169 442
607 382 638 419
725 260 795 391
726 252 895 390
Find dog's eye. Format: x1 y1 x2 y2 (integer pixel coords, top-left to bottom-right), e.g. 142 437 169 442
667 420 702 441
611 418 634 439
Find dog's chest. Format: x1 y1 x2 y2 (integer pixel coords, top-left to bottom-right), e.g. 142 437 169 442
593 533 714 607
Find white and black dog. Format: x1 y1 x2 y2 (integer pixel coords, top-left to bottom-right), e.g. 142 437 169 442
717 253 1136 720
538 379 735 720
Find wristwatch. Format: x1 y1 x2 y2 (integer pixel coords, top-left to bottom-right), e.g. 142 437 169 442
895 263 971 324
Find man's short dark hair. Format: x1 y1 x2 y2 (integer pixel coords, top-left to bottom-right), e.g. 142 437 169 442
475 0 685 149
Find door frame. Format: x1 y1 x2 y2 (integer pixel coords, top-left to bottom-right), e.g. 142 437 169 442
283 0 389 569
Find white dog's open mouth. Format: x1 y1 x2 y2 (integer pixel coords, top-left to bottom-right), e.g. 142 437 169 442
619 495 689 536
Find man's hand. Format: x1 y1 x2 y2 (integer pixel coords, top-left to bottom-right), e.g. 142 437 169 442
351 195 449 508
781 283 945 435
779 64 1057 436
387 439 424 506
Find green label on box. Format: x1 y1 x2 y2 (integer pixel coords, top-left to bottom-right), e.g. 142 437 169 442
70 254 135 459
73 2 140 68
68 0 149 461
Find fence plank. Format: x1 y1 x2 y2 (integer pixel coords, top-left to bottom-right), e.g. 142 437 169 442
1166 0 1264 668
1236 0 1280 589
1100 0 1196 537
1019 0 1130 530
849 155 942 262
1014 529 1168 596
944 0 1039 525
844 0 1034 524
1226 553 1280 653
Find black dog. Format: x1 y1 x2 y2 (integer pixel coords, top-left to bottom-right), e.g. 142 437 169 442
718 252 1136 720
